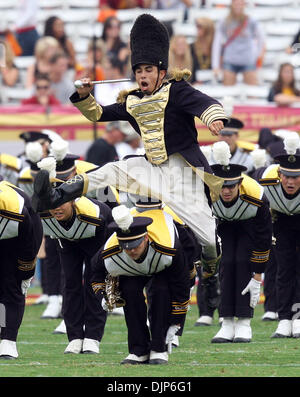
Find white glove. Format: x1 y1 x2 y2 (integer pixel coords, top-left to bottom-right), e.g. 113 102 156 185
21 277 33 297
241 278 261 308
165 324 181 354
101 297 116 312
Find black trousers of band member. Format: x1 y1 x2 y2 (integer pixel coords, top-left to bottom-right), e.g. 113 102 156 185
44 236 63 296
218 222 254 318
58 243 107 342
263 247 278 313
273 216 300 320
119 272 171 356
39 258 49 295
0 239 26 341
196 267 220 318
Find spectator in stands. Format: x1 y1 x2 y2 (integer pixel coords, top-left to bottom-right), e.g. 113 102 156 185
115 122 142 159
99 0 152 11
44 16 76 70
25 36 61 89
168 35 193 79
85 120 128 166
21 73 61 106
94 55 133 106
101 16 130 66
48 52 75 104
267 63 300 106
76 38 107 82
190 17 214 75
153 0 193 9
0 40 19 87
14 0 40 56
211 0 264 86
97 0 152 23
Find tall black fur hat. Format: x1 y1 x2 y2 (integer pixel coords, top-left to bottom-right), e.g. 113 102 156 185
130 14 169 71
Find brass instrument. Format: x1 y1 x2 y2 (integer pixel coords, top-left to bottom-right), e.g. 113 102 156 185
105 274 126 312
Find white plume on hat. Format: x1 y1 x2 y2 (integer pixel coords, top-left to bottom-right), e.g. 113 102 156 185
283 131 300 155
250 148 267 168
25 141 43 163
200 145 212 162
274 129 294 140
212 141 231 166
112 205 133 231
37 157 57 179
50 139 69 162
41 129 63 143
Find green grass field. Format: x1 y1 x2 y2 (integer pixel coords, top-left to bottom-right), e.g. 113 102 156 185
1 287 300 380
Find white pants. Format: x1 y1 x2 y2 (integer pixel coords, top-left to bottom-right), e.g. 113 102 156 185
88 154 218 259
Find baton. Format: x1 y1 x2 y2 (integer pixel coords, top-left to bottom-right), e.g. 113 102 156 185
74 78 131 88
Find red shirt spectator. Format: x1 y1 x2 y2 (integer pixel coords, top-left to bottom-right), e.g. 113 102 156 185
21 73 61 105
99 0 151 10
22 95 60 105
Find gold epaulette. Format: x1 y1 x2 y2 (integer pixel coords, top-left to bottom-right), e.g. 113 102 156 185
102 244 122 259
239 174 264 207
130 209 174 249
0 181 24 220
258 164 280 186
0 153 21 172
18 167 33 183
162 205 184 225
75 159 98 174
237 140 256 152
240 194 263 207
77 213 103 227
74 196 101 226
151 241 177 257
39 211 52 219
0 209 24 222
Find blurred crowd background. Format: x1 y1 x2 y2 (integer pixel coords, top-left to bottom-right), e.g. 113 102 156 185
0 0 299 105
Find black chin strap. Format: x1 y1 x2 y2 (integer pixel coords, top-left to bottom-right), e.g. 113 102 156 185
154 61 162 92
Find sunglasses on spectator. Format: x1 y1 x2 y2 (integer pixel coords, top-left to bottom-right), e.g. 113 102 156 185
108 24 120 29
36 85 50 90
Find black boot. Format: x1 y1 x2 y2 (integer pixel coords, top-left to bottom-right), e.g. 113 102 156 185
31 170 87 212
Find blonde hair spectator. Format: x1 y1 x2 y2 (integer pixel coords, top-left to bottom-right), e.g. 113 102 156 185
168 35 193 75
190 17 215 81
25 36 61 89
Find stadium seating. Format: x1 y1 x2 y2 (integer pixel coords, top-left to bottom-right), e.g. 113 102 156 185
2 2 300 106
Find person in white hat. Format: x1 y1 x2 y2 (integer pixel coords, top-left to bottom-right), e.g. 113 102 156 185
0 180 43 359
210 141 272 343
91 204 191 364
255 133 300 338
